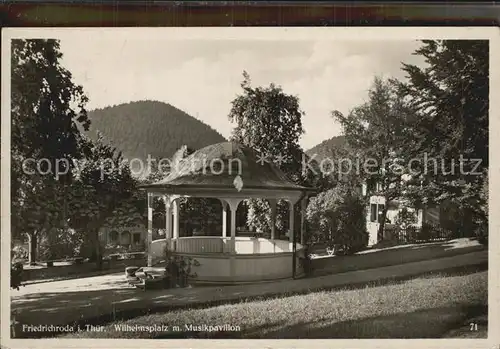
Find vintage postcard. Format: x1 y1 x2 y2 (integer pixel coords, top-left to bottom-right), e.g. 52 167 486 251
1 27 498 348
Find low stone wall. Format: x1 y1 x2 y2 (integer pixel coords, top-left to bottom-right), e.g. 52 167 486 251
22 257 146 282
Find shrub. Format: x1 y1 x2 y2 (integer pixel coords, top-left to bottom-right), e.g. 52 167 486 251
475 223 488 245
11 262 24 290
298 247 313 276
246 198 288 238
178 197 223 235
103 243 129 256
118 251 145 260
306 186 368 255
129 241 146 252
38 228 85 260
477 174 488 245
394 207 418 243
162 244 199 288
439 202 478 239
11 244 28 263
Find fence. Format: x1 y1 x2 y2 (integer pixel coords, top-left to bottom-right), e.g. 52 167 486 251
389 223 454 244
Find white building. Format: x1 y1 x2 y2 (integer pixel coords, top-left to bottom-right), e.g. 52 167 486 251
361 181 441 246
99 224 146 248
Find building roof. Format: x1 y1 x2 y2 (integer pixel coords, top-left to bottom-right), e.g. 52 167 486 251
140 142 313 192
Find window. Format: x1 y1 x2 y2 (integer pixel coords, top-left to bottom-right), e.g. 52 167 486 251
109 231 118 243
133 233 141 244
378 204 385 223
370 204 385 223
370 204 377 223
121 231 131 245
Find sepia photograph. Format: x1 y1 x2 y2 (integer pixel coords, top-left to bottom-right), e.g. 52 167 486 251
1 27 494 346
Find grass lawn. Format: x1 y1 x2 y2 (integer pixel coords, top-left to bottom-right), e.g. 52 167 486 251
64 270 487 339
310 238 485 276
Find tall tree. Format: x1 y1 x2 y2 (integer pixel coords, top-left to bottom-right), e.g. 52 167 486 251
397 40 489 233
306 185 367 254
11 39 90 264
228 71 307 236
332 77 416 240
67 135 138 269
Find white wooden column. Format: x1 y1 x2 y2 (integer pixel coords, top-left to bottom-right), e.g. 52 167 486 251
220 199 228 238
172 198 180 239
269 199 277 240
163 195 172 240
229 201 239 252
147 192 154 267
225 198 241 279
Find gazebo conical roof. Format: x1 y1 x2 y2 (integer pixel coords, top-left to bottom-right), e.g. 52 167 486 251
141 142 314 193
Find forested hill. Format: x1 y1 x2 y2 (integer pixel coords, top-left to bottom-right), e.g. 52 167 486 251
86 100 227 164
306 135 346 161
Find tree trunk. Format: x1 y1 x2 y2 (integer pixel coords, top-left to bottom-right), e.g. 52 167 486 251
28 232 37 265
89 228 103 270
96 228 103 270
377 205 389 241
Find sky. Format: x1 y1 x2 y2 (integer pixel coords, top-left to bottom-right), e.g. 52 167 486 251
56 31 425 150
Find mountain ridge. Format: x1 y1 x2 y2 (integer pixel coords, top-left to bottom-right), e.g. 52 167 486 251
85 100 347 177
306 135 346 161
85 100 227 164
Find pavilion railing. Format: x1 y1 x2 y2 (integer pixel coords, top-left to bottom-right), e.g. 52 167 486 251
173 236 298 254
175 237 228 254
